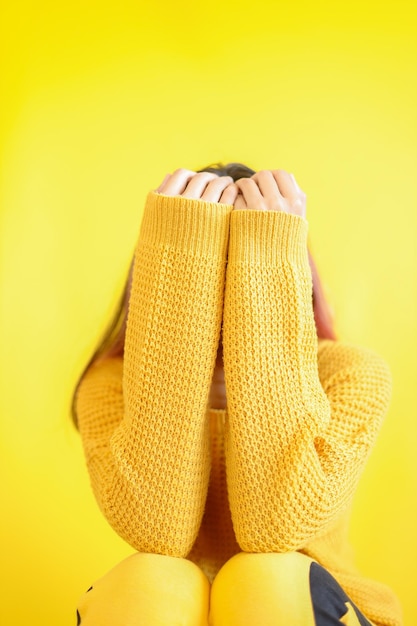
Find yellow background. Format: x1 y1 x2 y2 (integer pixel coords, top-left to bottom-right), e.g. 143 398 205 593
1 1 416 624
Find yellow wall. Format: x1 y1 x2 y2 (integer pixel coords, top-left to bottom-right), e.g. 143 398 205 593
1 1 416 624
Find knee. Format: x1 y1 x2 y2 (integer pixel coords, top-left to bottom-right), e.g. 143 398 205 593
209 552 316 626
77 552 210 626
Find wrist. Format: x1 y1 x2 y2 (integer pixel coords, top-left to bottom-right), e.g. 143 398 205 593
228 209 308 267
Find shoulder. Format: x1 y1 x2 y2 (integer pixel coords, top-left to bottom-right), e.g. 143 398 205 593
317 338 392 388
77 356 124 399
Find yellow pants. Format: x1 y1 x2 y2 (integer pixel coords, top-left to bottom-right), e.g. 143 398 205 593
76 552 373 625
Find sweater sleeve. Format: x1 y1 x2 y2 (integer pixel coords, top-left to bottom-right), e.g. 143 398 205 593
222 209 392 553
75 191 232 557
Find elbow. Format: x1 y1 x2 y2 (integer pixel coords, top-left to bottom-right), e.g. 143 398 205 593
230 501 319 554
129 535 195 560
234 517 328 554
99 489 199 559
235 529 303 554
230 481 347 554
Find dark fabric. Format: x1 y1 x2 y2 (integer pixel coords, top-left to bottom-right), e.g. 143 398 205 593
310 562 372 625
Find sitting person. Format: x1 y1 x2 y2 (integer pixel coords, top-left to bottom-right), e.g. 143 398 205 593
73 164 403 625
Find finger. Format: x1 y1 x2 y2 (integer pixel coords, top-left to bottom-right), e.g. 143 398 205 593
272 170 307 217
270 170 300 202
154 173 171 193
289 172 307 201
251 170 283 200
201 176 234 202
235 178 267 210
218 182 239 205
289 172 302 191
181 172 220 199
233 193 247 210
159 168 198 196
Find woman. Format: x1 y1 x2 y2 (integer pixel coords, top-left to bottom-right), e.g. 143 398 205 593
73 164 403 625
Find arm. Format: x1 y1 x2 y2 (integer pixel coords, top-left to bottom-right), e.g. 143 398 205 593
223 170 392 552
76 171 237 557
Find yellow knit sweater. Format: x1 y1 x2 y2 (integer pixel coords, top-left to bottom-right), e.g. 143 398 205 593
76 191 403 626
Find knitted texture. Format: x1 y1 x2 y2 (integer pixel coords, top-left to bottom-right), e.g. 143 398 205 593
76 191 402 626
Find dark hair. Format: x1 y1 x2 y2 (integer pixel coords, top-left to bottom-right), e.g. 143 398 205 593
195 161 256 179
71 162 336 427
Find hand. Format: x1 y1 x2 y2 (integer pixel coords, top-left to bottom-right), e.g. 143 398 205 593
234 169 307 219
154 168 239 204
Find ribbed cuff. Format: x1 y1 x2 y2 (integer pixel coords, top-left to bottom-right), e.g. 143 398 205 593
138 191 233 257
228 210 309 265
